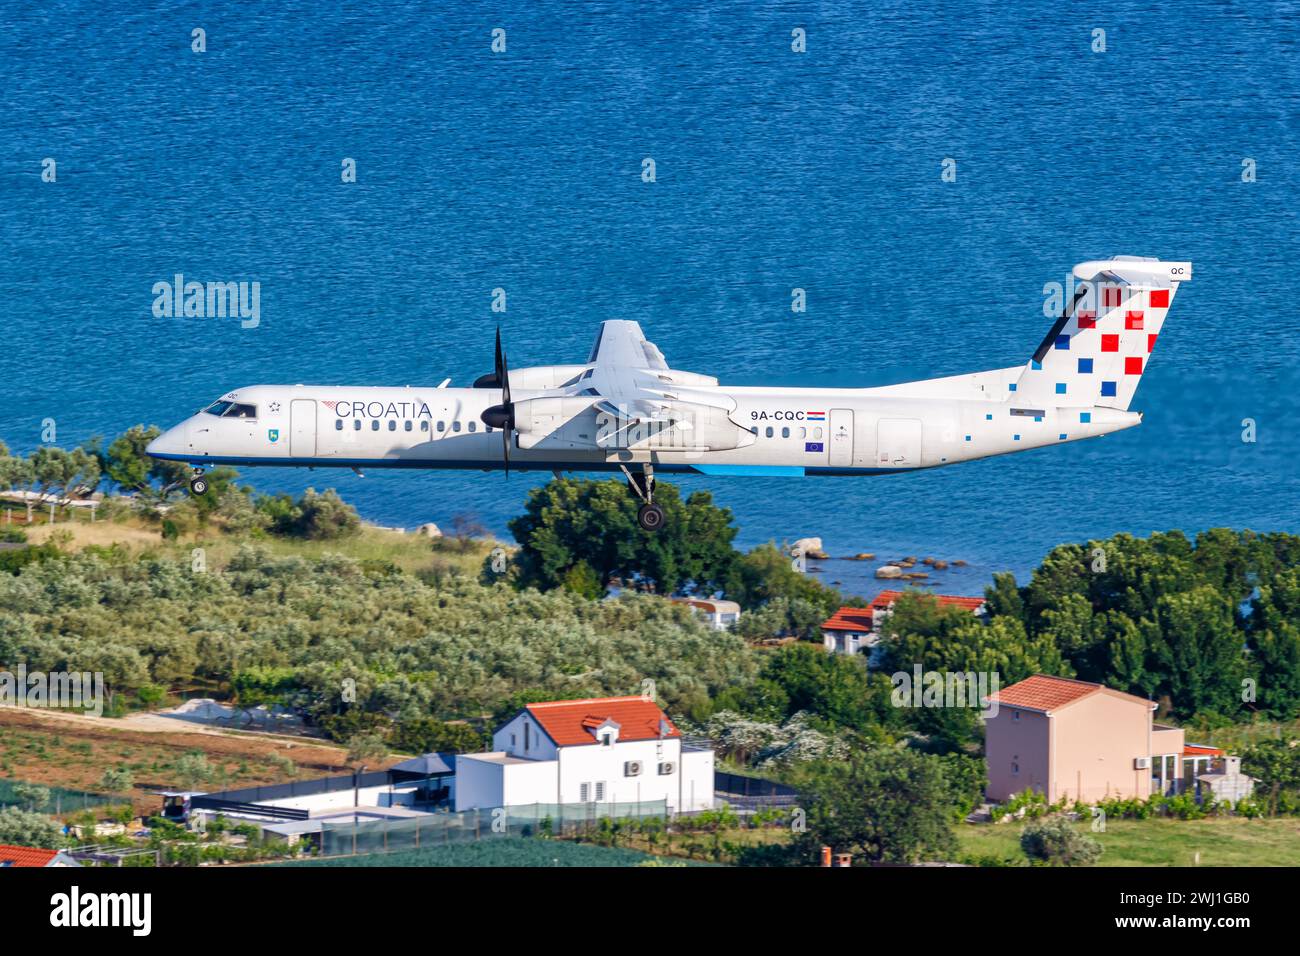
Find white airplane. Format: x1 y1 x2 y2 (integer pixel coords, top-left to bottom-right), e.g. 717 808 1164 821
148 256 1191 531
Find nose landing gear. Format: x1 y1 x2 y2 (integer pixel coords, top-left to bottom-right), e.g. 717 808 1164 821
188 468 209 496
620 464 664 532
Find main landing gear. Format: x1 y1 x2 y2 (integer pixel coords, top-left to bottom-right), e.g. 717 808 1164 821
188 468 209 496
621 464 664 532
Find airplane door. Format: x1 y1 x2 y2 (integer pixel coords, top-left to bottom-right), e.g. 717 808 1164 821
290 400 317 458
877 418 922 467
829 408 853 467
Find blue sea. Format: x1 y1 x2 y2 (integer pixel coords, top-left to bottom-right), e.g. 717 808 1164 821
2 1 1298 597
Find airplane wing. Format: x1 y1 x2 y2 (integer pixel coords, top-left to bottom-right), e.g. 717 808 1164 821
587 320 669 371
579 320 734 422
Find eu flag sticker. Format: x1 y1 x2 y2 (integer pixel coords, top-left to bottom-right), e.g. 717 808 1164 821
804 442 824 452
267 429 280 443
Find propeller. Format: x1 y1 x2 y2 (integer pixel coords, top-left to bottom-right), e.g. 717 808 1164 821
480 327 514 476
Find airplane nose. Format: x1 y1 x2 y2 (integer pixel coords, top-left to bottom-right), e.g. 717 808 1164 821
147 422 188 459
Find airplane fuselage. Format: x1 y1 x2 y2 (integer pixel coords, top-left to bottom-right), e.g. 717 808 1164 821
147 376 1139 478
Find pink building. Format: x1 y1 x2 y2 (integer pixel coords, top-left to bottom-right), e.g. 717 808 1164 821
984 674 1231 803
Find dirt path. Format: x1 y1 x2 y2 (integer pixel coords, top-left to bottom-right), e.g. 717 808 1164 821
0 707 399 814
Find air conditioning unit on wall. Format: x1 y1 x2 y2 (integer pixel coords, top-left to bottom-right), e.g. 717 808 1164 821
659 761 676 775
1134 756 1151 770
624 760 643 776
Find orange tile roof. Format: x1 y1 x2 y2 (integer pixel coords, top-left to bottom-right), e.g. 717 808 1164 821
989 674 1110 713
870 590 986 612
524 696 680 747
0 844 60 867
821 607 877 633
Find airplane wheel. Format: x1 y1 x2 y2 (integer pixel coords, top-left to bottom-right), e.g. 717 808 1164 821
189 476 209 496
637 503 665 532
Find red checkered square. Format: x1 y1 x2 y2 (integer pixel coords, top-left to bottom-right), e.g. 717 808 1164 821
1125 311 1144 330
1101 334 1119 352
1148 333 1158 352
1125 356 1143 375
1103 286 1123 308
1150 289 1170 309
1077 311 1096 329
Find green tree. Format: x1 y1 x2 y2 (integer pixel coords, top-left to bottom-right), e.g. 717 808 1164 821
104 424 190 497
0 807 65 848
1241 739 1300 816
790 749 962 864
508 477 738 596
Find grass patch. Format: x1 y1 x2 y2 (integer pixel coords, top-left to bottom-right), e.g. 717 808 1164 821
958 816 1300 867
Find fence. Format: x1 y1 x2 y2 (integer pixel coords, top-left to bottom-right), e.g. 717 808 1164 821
0 778 127 815
318 799 669 858
712 771 800 810
196 770 390 805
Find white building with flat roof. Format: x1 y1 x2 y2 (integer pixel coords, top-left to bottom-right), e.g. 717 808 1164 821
454 696 714 814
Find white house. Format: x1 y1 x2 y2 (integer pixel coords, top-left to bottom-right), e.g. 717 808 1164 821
670 597 742 631
455 696 714 813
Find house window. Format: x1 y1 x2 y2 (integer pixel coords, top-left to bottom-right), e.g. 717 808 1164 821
595 782 605 801
524 722 530 751
580 783 590 802
600 733 612 746
1012 761 1020 775
1013 710 1020 721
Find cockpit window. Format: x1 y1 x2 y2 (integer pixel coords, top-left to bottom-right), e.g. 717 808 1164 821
204 401 234 417
222 403 258 419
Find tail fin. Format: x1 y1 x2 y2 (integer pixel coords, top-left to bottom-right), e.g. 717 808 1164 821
1014 257 1192 410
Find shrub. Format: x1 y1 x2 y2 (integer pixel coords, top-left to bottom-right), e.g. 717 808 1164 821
1019 815 1103 866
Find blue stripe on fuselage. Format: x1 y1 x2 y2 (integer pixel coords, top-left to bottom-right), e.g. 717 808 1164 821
148 452 911 477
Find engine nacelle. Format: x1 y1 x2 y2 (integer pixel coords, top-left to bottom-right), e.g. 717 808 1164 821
514 396 603 450
506 365 589 390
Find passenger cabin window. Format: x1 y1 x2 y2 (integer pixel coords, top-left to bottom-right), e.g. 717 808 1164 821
765 426 774 438
437 421 445 432
404 420 412 431
334 420 343 430
781 427 790 438
388 420 396 431
353 420 361 430
371 420 379 431
453 422 461 433
468 421 477 433
420 421 429 432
